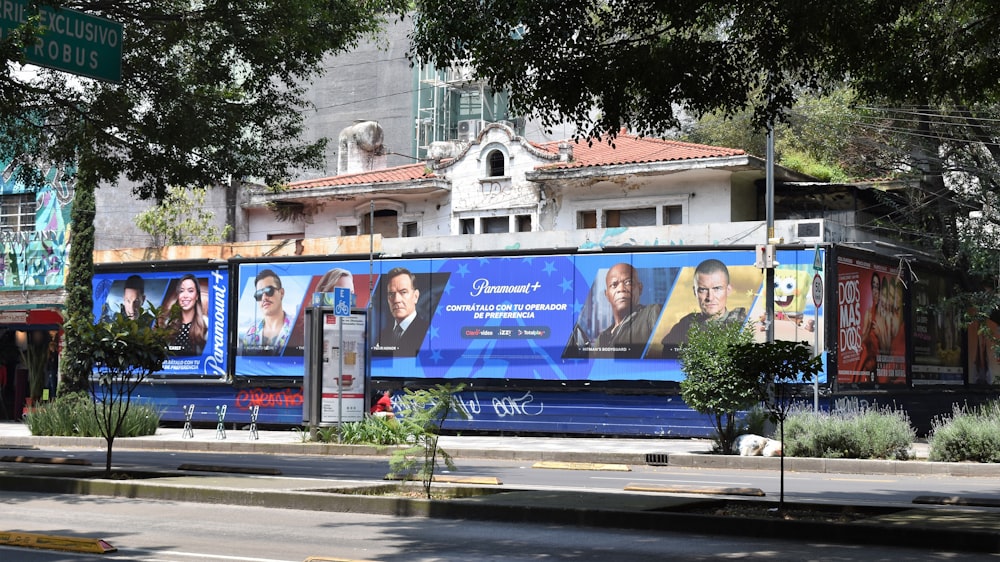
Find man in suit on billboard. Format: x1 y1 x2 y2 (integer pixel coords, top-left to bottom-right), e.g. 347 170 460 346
376 267 429 356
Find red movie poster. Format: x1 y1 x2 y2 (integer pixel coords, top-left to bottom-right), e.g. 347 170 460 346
836 256 907 385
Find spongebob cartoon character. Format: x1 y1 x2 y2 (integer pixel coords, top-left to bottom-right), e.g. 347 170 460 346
772 266 815 332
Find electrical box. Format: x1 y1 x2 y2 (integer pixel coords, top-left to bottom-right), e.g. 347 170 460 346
755 244 777 269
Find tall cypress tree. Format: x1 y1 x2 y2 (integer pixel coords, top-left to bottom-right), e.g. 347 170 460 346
60 150 96 394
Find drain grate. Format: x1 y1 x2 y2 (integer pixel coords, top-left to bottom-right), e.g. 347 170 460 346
645 453 670 466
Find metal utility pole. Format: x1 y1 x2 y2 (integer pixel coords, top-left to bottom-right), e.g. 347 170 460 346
765 122 776 345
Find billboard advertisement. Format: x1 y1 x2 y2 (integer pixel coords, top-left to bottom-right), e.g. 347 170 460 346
235 249 826 383
320 312 367 423
835 255 907 385
911 269 963 385
92 267 229 378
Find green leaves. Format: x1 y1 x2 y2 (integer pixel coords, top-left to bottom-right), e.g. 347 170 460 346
388 383 467 498
62 306 173 473
678 320 756 453
134 185 233 247
3 1 406 197
67 307 171 377
409 0 946 137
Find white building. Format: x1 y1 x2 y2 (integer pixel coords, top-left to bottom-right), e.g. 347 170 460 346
242 121 858 252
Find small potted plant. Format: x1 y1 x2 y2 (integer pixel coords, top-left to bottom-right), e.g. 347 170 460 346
19 331 51 410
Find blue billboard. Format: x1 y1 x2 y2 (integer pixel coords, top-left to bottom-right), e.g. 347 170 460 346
235 249 826 382
92 267 229 378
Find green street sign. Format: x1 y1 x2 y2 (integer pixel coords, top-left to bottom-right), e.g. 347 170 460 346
1 0 122 83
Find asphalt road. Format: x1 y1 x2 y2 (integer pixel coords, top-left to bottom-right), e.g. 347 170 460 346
1 490 994 562
18 445 1000 509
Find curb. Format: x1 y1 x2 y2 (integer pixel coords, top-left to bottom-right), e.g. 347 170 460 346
4 435 999 477
666 453 1000 477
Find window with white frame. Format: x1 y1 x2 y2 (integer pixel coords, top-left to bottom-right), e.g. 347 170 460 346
578 210 597 229
482 216 508 233
361 208 399 238
0 193 35 232
516 214 532 232
606 207 655 227
487 149 505 177
460 218 475 234
402 221 419 237
664 205 683 225
458 213 533 234
577 203 686 229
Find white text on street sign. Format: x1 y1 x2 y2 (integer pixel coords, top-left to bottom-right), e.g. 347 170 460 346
0 0 122 82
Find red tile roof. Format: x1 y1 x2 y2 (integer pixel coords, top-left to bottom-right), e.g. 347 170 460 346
535 131 746 170
286 163 434 190
283 131 745 190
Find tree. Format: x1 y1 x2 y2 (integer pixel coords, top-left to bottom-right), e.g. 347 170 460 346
731 340 823 508
135 185 233 247
59 149 98 394
66 307 171 474
407 0 1000 296
388 383 468 499
0 1 405 391
407 0 938 138
677 320 756 454
683 87 894 182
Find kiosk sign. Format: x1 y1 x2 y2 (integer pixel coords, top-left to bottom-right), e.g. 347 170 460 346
1 0 122 82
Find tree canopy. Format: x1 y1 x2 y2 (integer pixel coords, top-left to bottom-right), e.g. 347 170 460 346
409 1 1000 299
408 0 997 138
2 0 405 198
2 1 404 392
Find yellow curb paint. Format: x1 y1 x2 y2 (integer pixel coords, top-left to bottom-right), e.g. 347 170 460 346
0 531 116 553
383 474 502 485
532 461 631 472
430 475 502 485
624 483 765 497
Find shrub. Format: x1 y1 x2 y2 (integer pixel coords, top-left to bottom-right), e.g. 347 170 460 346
928 401 1000 463
322 416 411 445
678 320 756 454
741 405 772 437
783 399 914 460
24 391 160 438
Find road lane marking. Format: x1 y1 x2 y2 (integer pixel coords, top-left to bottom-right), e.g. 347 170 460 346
591 476 754 486
532 461 631 471
828 478 896 483
125 549 298 561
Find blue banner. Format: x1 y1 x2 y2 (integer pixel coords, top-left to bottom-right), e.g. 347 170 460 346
235 249 826 382
92 268 229 378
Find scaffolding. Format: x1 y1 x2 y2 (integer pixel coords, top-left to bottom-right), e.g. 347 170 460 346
413 64 519 159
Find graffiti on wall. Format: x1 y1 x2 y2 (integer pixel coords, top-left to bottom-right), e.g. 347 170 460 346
0 160 72 290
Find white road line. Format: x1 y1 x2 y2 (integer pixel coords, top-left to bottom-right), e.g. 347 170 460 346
116 550 298 562
590 476 755 486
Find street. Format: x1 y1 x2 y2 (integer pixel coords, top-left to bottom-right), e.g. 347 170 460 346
0 491 994 561
15 445 1000 509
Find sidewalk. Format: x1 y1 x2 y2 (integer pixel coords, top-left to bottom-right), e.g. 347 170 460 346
0 421 953 475
2 421 1000 555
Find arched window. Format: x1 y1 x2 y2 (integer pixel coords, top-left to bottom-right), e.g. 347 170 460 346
487 150 505 177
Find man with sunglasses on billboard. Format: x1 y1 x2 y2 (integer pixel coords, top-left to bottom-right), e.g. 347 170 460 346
239 269 293 355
